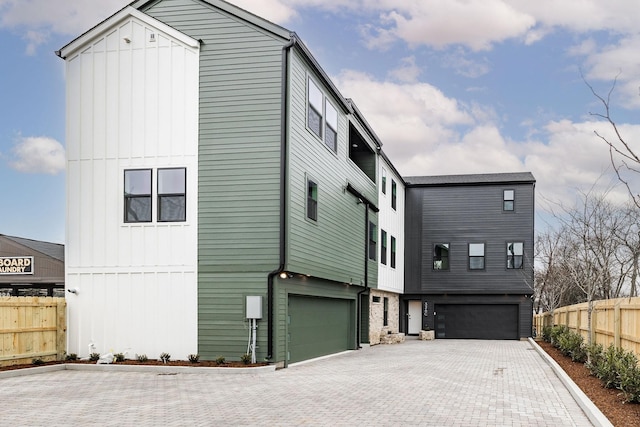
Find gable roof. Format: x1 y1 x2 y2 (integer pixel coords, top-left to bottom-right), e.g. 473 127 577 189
1 235 64 262
56 5 199 59
404 172 536 187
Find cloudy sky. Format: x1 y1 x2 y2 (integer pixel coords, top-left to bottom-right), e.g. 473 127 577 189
1 0 639 244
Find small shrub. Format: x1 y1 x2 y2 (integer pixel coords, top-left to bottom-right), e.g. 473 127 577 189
541 326 553 343
240 354 252 365
188 354 200 363
136 354 148 362
65 353 78 361
32 358 44 365
549 325 569 348
114 353 126 363
89 352 101 362
618 362 640 404
215 356 226 365
159 352 171 363
556 329 586 363
585 343 604 375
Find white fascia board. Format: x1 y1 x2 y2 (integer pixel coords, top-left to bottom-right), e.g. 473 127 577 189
58 6 199 59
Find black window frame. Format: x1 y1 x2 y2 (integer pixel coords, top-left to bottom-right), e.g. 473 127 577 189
380 229 387 265
381 168 387 195
390 235 397 269
507 241 524 269
307 179 318 222
433 243 450 270
124 169 152 223
503 189 515 211
468 243 486 270
383 297 389 326
391 179 397 210
368 221 377 261
157 167 187 222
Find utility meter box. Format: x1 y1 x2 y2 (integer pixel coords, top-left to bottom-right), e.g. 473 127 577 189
246 295 262 319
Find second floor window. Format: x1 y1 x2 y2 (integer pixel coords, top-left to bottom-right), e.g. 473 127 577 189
507 242 524 269
307 179 318 221
158 168 186 222
381 229 387 265
124 169 152 223
369 221 377 261
433 243 449 270
391 236 397 268
469 243 485 270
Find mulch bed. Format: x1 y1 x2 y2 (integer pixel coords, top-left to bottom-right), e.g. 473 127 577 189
0 359 268 372
538 340 640 426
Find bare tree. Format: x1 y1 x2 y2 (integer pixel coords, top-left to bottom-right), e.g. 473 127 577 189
585 76 640 208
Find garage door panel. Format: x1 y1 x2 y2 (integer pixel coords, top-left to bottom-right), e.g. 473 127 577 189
288 295 352 363
435 304 518 340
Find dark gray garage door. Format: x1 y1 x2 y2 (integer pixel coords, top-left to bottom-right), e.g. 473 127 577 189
288 295 353 363
434 304 518 339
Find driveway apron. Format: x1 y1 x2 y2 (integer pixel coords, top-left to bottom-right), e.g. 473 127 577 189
0 340 593 426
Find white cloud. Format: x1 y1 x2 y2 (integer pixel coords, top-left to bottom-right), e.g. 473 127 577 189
364 0 535 51
226 0 297 24
387 56 421 83
10 136 65 175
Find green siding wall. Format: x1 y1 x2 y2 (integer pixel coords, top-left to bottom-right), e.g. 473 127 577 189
146 0 284 274
145 0 285 360
286 49 378 287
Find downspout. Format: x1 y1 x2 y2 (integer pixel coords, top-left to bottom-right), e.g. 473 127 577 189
266 36 296 361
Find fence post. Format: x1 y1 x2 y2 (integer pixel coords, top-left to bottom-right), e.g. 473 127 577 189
614 301 621 349
56 299 66 361
590 304 596 345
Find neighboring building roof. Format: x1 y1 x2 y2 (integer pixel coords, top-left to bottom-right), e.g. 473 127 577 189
1 235 64 262
404 172 536 187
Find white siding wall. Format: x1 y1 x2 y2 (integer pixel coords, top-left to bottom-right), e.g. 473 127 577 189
65 14 199 359
377 157 405 294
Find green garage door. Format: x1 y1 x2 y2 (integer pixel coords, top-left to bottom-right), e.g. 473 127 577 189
288 295 352 363
434 304 519 340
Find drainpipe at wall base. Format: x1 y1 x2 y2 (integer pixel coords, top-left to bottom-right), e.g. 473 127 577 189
266 36 296 361
356 204 370 349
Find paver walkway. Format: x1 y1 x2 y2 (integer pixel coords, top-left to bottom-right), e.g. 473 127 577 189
0 340 593 426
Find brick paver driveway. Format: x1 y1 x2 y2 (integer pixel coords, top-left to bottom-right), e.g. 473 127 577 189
0 339 592 426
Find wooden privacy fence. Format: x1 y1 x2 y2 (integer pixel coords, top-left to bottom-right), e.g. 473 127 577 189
0 297 66 366
533 296 640 358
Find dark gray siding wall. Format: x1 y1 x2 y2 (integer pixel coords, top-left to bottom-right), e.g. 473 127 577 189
405 182 534 295
286 49 378 287
144 0 285 359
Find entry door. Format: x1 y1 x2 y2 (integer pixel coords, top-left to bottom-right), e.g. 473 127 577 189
408 301 422 334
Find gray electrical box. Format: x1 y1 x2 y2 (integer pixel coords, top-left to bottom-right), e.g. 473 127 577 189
246 295 262 319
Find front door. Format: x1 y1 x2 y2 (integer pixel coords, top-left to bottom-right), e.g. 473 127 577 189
408 300 422 335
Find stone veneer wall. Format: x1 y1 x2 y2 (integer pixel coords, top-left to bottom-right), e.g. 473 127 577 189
368 290 400 345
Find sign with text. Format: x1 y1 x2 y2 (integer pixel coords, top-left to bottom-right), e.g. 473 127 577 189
0 256 34 274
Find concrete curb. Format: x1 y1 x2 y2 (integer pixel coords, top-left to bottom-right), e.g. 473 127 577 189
0 362 276 378
528 338 613 427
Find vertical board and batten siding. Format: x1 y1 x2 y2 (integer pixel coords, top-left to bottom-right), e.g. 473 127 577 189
406 182 535 295
144 0 286 359
377 158 404 294
286 48 378 287
64 12 199 358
